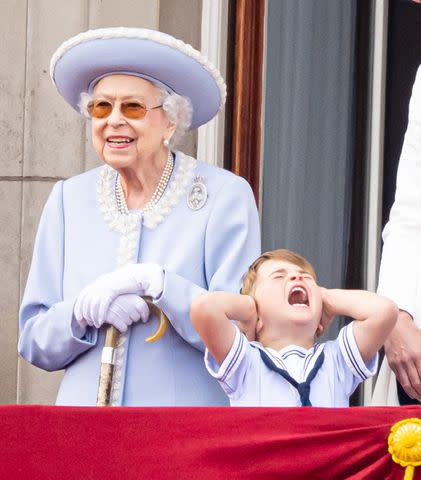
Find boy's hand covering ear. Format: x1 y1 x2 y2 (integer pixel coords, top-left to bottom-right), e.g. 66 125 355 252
236 295 259 341
319 287 335 333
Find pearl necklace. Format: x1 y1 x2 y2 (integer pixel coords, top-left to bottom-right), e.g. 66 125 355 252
115 150 174 214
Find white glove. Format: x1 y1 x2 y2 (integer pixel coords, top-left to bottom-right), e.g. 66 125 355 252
106 294 150 332
73 263 164 328
76 294 150 331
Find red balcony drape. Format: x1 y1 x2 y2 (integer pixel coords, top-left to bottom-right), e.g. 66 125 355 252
1 405 421 479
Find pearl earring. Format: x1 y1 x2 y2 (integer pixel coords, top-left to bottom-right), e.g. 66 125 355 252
163 139 169 147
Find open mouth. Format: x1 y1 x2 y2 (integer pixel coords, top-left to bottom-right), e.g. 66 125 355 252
288 286 309 307
107 136 134 145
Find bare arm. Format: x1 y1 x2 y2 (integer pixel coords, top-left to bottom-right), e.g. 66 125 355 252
384 310 421 401
190 292 257 365
320 288 398 363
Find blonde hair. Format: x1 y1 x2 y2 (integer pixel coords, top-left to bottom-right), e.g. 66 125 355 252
241 249 317 295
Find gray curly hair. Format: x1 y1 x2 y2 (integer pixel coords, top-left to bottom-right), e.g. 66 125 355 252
78 82 193 148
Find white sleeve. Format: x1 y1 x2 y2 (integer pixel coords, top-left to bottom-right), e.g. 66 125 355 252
377 65 421 318
204 325 251 399
335 323 378 396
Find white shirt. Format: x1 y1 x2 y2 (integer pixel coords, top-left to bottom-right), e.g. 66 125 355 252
205 323 377 407
377 65 421 321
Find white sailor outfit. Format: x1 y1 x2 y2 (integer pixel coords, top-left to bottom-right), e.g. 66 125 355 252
205 323 378 407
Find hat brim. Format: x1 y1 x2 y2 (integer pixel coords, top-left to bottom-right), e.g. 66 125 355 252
51 28 226 129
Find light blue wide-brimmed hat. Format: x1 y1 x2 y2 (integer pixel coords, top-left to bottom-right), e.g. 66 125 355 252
50 27 226 129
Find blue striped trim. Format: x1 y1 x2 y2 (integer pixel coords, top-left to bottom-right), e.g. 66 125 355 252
282 349 307 359
303 349 315 373
220 332 245 382
303 344 324 377
264 347 287 370
251 344 288 370
303 344 319 372
342 326 367 381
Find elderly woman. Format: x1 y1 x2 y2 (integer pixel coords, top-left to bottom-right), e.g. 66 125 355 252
18 28 260 406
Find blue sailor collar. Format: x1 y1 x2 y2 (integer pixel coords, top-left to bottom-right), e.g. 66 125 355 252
250 341 326 378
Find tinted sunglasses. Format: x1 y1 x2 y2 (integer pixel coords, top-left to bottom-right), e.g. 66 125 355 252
87 100 163 119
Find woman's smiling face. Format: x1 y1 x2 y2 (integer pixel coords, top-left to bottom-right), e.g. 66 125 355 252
91 74 175 169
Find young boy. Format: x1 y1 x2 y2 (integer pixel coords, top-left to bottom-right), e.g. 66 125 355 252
191 249 397 407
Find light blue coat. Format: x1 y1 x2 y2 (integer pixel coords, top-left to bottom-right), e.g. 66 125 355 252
19 152 261 406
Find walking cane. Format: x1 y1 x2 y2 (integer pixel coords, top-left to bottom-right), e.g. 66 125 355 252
96 298 169 406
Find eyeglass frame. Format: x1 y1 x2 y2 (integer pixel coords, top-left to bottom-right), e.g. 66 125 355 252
86 99 163 119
